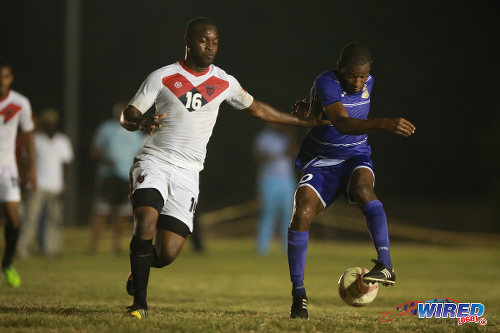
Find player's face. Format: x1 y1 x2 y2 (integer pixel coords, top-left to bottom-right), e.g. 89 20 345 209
40 121 58 136
0 66 14 97
187 25 219 68
338 63 370 94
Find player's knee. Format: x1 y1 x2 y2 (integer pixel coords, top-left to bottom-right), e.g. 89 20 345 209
351 183 376 203
4 204 20 227
290 205 315 230
294 207 314 222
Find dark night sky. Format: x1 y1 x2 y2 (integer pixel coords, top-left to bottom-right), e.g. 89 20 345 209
1 1 498 229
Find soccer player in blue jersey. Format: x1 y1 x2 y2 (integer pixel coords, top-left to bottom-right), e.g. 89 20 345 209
288 42 416 319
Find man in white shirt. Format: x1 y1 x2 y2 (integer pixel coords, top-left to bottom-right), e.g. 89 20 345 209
0 60 36 287
17 108 73 258
120 18 326 319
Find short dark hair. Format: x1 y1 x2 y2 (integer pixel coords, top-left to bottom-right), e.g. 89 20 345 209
0 59 13 71
184 17 216 40
338 42 371 67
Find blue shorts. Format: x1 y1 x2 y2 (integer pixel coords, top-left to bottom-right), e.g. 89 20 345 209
296 155 374 208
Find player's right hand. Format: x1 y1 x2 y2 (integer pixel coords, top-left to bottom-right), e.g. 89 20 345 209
139 113 166 135
382 117 416 137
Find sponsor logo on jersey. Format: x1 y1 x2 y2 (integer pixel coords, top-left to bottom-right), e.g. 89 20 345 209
0 103 22 123
174 81 182 88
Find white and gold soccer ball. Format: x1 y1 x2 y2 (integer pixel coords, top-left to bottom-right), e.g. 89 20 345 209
338 267 378 307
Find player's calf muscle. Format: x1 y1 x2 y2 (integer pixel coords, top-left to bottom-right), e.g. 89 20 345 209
154 246 180 267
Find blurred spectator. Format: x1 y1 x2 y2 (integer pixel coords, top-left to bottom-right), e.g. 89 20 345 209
253 124 297 255
88 102 144 254
17 108 73 258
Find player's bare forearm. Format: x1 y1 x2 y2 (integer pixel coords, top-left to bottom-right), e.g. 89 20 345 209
120 105 143 131
331 117 386 134
246 100 326 127
324 102 415 137
333 116 415 137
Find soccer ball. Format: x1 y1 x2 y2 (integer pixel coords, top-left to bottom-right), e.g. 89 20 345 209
338 267 378 307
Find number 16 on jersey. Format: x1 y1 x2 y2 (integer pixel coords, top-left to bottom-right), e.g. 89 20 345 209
184 91 204 111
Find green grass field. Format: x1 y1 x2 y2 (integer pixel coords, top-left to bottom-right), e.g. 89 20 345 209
0 227 498 332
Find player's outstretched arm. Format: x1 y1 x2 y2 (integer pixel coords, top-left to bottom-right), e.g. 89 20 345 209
120 105 166 135
324 101 415 137
245 99 327 127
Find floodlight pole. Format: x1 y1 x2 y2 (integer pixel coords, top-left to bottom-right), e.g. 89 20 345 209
63 0 81 225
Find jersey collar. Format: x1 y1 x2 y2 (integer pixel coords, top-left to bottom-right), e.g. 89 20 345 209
178 59 211 77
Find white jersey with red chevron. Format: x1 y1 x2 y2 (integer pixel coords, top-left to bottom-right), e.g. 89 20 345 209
129 60 254 172
0 90 34 166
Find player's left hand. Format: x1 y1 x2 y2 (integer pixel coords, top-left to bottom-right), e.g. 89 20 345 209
381 117 415 137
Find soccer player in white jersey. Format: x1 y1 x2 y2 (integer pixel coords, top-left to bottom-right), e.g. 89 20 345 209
120 18 327 319
0 60 37 287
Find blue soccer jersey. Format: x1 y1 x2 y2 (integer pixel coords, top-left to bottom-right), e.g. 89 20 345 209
296 71 374 169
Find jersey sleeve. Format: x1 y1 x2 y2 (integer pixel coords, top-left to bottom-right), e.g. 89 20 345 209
129 69 163 114
224 75 254 110
314 75 342 107
19 98 34 132
61 135 74 163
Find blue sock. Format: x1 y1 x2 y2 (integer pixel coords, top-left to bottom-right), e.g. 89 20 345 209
287 229 309 296
362 200 393 270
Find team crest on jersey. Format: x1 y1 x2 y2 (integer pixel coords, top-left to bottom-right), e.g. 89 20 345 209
0 103 22 123
362 86 369 98
162 73 229 112
203 84 216 96
137 175 145 184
